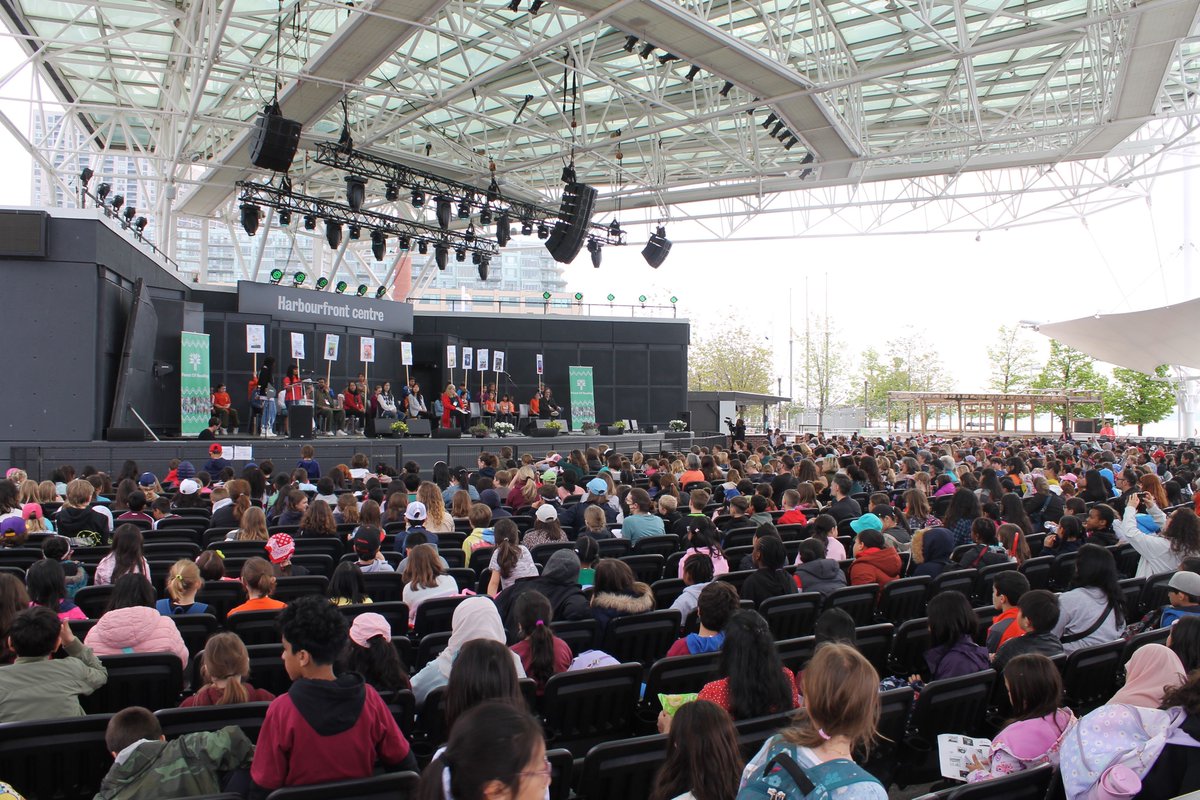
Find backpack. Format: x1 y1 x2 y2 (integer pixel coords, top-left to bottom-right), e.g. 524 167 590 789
738 736 881 800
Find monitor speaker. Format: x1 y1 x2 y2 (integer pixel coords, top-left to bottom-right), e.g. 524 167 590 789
250 105 302 173
405 419 432 437
545 182 597 263
433 427 462 438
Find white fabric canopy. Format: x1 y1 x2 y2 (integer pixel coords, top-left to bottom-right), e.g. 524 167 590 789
1036 298 1200 374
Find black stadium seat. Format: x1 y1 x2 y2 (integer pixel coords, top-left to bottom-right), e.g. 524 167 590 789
541 663 642 758
0 712 113 800
601 609 681 666
1061 639 1126 715
760 592 822 640
915 763 1055 799
876 576 931 624
577 732 667 800
83 652 183 714
412 596 465 639
155 701 271 742
550 619 599 656
196 581 248 621
226 609 284 646
823 584 878 626
639 652 720 717
263 771 419 800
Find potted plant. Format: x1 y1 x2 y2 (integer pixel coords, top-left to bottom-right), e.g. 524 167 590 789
581 421 597 434
494 422 514 437
669 419 688 431
532 420 561 438
389 420 409 437
469 423 490 438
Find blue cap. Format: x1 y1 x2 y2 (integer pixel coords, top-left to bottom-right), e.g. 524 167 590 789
137 472 156 487
586 478 607 494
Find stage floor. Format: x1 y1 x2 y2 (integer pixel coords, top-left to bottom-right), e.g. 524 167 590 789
3 432 685 480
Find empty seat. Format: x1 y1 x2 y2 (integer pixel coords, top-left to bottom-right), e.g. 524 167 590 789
577 732 667 800
361 572 405 603
760 592 822 640
263 771 419 800
619 554 665 584
823 584 879 626
1019 556 1053 591
932 569 977 600
170 613 219 658
650 578 686 610
143 542 202 561
887 617 931 676
640 652 721 715
550 619 599 657
415 631 451 670
0 712 113 800
861 685 915 785
774 636 815 673
196 581 248 621
84 653 183 714
541 663 642 758
73 585 114 619
595 539 632 559
716 570 754 595
531 541 576 567
601 610 682 666
630 535 679 558
876 576 931 624
1061 639 1126 715
855 623 895 676
273 575 329 603
733 711 795 761
226 609 283 646
916 763 1055 799
246 643 292 696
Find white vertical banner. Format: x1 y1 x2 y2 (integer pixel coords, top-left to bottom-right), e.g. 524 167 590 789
323 334 339 361
462 347 474 370
493 351 505 373
536 353 544 375
290 333 305 360
400 341 413 366
478 349 489 371
246 324 266 354
359 337 375 363
447 345 457 368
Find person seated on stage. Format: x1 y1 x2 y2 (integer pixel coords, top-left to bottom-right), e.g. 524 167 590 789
542 388 561 419
404 384 428 421
211 384 240 434
482 387 497 420
313 378 346 437
455 390 472 432
197 417 221 441
457 382 471 405
376 382 399 419
497 394 515 424
530 389 542 418
342 381 366 434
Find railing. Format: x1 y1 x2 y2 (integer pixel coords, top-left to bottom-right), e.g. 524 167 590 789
408 297 679 318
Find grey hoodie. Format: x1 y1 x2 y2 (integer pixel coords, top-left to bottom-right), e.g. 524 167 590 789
793 558 846 597
496 550 591 629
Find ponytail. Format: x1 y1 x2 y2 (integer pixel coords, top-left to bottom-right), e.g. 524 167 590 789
233 493 250 524
493 518 521 578
200 632 252 705
513 590 556 686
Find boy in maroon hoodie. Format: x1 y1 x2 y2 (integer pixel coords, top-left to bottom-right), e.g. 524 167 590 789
249 596 415 797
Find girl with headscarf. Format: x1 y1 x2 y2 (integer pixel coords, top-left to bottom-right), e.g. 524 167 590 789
1109 644 1186 709
912 527 954 578
409 595 526 705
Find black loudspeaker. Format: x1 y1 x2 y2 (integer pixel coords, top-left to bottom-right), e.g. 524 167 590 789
250 105 302 173
545 182 597 263
678 411 692 429
1073 419 1098 434
433 427 462 438
642 424 658 433
642 226 672 268
405 419 432 437
288 404 314 440
106 427 146 441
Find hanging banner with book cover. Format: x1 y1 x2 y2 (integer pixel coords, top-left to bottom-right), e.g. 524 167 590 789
569 365 595 432
181 331 211 436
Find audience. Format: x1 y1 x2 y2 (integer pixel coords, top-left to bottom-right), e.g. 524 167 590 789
83 574 189 666
993 590 1063 673
0 606 107 723
181 632 275 707
696 610 797 720
1052 543 1124 653
416 701 548 800
589 559 654 633
342 613 411 698
741 535 798 607
666 581 739 657
917 591 989 682
509 591 571 694
649 700 742 800
409 595 525 705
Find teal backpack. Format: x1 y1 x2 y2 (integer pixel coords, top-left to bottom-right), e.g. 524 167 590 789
737 736 880 800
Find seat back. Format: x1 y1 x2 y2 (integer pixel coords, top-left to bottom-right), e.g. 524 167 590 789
887 617 932 676
83 653 183 713
549 619 599 656
716 570 754 594
246 643 292 696
339 601 410 636
263 771 419 800
855 623 894 675
273 575 329 602
1051 553 1078 590
974 562 1018 605
547 747 573 800
601 610 682 666
618 554 665 584
1019 556 1053 591
641 652 721 712
170 612 219 658
156 701 271 742
910 670 996 740
413 595 466 638
143 542 202 561
595 539 632 559
530 541 575 568
875 576 931 623
823 584 879 626
541 663 643 757
774 635 816 673
630 535 679 558
362 572 405 603
578 732 667 800
73 585 114 619
226 609 284 646
415 631 452 670
1062 639 1126 715
650 578 686 610
734 711 795 761
932 569 978 599
196 581 249 621
760 592 822 640
0 713 113 800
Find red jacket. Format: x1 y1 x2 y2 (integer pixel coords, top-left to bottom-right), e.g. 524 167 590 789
343 389 364 413
778 509 809 526
848 547 901 587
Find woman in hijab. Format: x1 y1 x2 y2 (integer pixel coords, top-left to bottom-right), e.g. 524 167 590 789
1109 644 1186 709
409 595 526 705
912 527 955 578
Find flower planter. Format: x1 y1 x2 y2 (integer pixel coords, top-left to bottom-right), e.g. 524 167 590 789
600 425 625 435
530 427 560 438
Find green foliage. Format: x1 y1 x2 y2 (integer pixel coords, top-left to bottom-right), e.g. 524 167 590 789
1032 340 1108 430
1106 365 1176 435
987 325 1040 429
689 326 772 393
795 314 850 429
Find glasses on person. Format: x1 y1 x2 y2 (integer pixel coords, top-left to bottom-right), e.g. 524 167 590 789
519 758 552 783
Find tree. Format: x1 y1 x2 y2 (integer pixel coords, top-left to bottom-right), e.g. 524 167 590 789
1106 365 1176 435
1032 340 1108 431
884 329 949 427
795 315 850 430
987 325 1039 429
688 326 771 393
858 348 911 427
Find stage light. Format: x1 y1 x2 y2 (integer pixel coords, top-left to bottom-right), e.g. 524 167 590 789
292 271 306 287
436 196 452 230
536 222 549 240
529 0 544 12
686 65 700 81
496 213 511 247
638 294 647 303
720 81 733 97
316 277 329 290
80 167 94 187
658 53 679 64
784 136 799 150
507 0 519 10
344 175 367 211
335 281 348 294
487 178 500 203
464 225 476 244
110 194 124 211
561 164 576 183
123 206 136 224
385 182 399 202
639 42 655 59
240 203 260 236
642 225 672 268
269 269 283 284
397 234 411 250
133 217 147 234
418 239 429 255
520 218 533 236
762 113 777 130
574 292 583 301
670 295 678 304
479 206 492 226
348 224 361 240
478 256 490 281
435 243 448 270
457 199 471 219
588 239 601 268
623 35 638 52
303 214 316 230
375 286 387 298
608 219 622 238
97 183 111 202
411 188 425 207
325 220 342 249
277 208 291 226
472 251 481 265
356 284 368 296
607 293 615 301
371 229 386 261
771 121 785 137
455 246 466 262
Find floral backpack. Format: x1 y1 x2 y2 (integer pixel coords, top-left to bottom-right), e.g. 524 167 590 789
737 736 882 800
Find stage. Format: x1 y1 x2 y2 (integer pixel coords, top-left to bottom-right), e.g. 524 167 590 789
2 431 704 480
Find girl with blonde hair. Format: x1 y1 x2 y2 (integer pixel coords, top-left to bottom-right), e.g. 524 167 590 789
418 481 455 533
231 507 269 542
156 559 209 615
181 632 275 706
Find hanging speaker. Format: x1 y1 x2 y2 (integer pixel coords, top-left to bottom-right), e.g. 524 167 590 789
250 103 302 173
545 182 597 263
642 226 672 268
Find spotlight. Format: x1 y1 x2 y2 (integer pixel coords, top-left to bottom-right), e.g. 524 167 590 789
371 229 386 261
240 203 260 236
536 222 549 240
762 113 777 130
348 224 361 240
335 281 348 294
487 178 500 203
496 212 511 247
529 0 544 13
784 136 798 150
385 182 399 202
269 269 283 284
133 217 147 234
303 214 316 230
277 208 291 226
639 42 655 59
464 225 476 244
771 121 785 137
123 206 136 224
507 0 519 10
658 53 679 64
457 199 471 219
411 188 425 207
375 286 387 298
325 220 342 249
623 35 638 52
686 65 700 81
97 183 111 203
435 243 448 270
561 164 576 183
397 234 411 250
110 194 124 211
472 251 481 265
79 167 93 186
588 238 601 268
344 175 367 211
479 206 492 226
292 271 307 287
418 239 429 255
520 218 533 236
356 284 368 296
575 292 584 301
436 196 452 230
720 81 733 97
316 277 329 291
608 219 622 238
455 246 466 262
642 225 672 268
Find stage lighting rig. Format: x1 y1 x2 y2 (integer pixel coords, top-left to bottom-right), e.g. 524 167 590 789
122 206 137 225
411 188 425 207
269 269 283 284
720 81 733 97
325 220 342 249
356 284 368 296
97 183 111 203
240 203 260 236
344 175 367 211
293 272 307 287
385 182 399 201
110 194 124 212
348 224 361 240
335 281 348 294
375 286 388 298
623 35 638 52
521 218 534 236
588 238 602 268
316 277 329 290
278 208 291 226
478 255 490 280
371 230 386 261
639 41 655 59
686 65 700 81
435 243 448 270
455 246 466 262
133 217 148 235
303 214 316 230
418 239 429 255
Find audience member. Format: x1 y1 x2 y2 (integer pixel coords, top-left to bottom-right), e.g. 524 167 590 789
0 606 107 723
84 574 188 666
509 591 571 694
666 581 739 657
409 595 525 705
342 613 410 697
1053 543 1124 653
993 590 1063 673
402 543 459 625
987 571 1030 653
415 702 549 800
917 591 989 682
1108 643 1185 709
182 632 275 707
95 524 150 585
697 611 797 720
227 557 285 616
589 559 654 633
649 700 742 800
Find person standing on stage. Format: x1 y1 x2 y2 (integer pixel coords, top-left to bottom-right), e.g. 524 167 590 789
281 365 302 437
440 383 456 430
256 357 278 438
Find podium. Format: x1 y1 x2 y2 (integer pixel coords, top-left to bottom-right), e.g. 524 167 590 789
289 380 315 440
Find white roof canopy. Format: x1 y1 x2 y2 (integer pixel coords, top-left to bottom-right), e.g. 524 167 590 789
1035 298 1200 374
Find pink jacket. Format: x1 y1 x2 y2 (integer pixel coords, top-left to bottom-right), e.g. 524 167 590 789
83 605 188 666
94 554 151 586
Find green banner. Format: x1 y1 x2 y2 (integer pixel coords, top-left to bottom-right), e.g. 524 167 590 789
181 331 211 436
569 365 595 432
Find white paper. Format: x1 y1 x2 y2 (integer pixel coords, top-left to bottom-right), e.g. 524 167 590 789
324 334 339 361
536 353 544 375
447 345 457 368
231 446 253 461
937 734 991 781
246 324 266 354
462 347 473 370
493 351 505 373
401 341 413 366
478 349 489 371
290 332 305 360
360 337 375 363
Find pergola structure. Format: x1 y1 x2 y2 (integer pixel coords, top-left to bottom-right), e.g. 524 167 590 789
3 0 1200 285
886 389 1105 433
